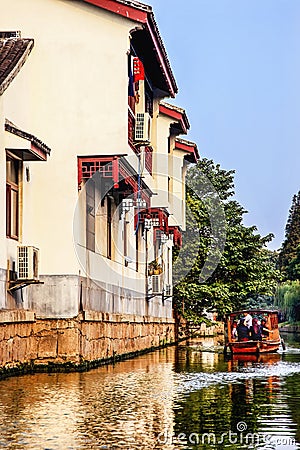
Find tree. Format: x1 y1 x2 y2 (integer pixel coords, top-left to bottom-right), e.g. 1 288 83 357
275 192 300 320
286 245 300 281
173 158 280 320
275 281 300 322
279 191 300 278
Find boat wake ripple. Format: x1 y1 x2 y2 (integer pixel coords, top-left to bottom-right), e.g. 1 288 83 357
174 361 300 394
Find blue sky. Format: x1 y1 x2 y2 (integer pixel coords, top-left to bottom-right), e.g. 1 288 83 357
149 0 300 250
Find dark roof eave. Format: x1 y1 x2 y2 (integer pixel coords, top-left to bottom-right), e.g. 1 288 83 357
5 119 51 155
146 13 178 97
0 38 34 96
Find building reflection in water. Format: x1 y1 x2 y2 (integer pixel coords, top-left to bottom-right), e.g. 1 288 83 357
0 347 179 449
0 343 300 449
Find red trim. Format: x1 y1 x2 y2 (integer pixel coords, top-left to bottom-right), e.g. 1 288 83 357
78 156 113 186
113 156 119 188
174 140 199 163
146 22 176 98
119 163 138 192
159 104 188 134
30 143 47 161
175 140 194 153
144 146 153 175
83 0 148 22
134 207 168 231
169 226 182 248
77 156 151 204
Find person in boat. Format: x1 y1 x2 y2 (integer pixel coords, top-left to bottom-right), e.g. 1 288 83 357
260 318 274 339
231 320 238 340
237 318 250 341
250 317 262 341
243 311 253 329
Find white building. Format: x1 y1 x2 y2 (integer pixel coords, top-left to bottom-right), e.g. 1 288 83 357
0 0 199 325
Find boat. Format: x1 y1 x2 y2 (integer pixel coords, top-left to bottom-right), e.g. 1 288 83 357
224 309 284 355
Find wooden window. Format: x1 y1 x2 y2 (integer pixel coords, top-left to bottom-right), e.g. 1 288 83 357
145 79 153 118
145 146 153 175
86 179 95 252
6 157 20 239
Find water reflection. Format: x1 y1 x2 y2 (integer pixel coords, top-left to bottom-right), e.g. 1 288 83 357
0 336 299 449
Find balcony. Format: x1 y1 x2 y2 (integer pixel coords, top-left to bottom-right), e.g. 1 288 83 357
134 207 169 231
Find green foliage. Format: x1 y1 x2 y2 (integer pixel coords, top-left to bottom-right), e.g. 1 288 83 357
240 294 275 310
286 245 300 281
276 192 300 321
173 158 280 319
279 191 300 279
275 281 300 322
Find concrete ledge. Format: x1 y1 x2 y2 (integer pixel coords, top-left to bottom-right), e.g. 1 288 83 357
83 310 175 324
0 309 35 324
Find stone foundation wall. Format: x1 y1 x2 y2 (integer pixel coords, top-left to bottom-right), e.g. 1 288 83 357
0 310 176 373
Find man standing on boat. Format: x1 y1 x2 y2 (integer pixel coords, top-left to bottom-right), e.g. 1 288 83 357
243 311 253 328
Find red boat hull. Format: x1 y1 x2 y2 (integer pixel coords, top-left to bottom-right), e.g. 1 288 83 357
228 339 281 354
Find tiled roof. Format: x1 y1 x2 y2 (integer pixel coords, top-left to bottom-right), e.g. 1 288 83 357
0 38 34 96
5 119 51 155
105 0 152 12
160 101 186 116
176 137 197 148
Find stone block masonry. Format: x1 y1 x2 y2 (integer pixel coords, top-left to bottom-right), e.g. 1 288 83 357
0 309 176 377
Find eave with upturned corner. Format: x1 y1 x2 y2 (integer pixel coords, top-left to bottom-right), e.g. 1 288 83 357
159 102 190 136
175 138 200 164
0 38 34 96
5 119 51 162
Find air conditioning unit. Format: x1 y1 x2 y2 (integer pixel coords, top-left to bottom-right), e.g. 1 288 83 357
135 112 151 143
152 274 162 295
165 284 172 296
17 246 39 280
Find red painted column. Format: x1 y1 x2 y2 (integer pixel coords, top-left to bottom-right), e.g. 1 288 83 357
113 157 119 188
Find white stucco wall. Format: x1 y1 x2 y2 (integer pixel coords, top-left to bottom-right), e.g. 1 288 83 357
152 115 171 209
169 150 187 230
1 0 136 276
0 0 187 319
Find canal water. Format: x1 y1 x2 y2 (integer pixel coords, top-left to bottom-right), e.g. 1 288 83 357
0 334 300 449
